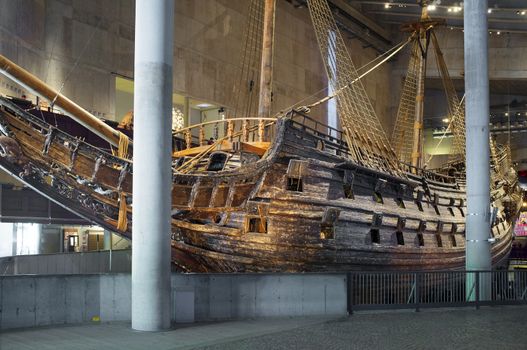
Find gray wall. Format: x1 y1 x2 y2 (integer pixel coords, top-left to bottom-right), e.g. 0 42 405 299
0 250 131 275
0 273 347 330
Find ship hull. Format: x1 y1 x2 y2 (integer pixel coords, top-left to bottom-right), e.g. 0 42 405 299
0 98 521 272
168 116 518 272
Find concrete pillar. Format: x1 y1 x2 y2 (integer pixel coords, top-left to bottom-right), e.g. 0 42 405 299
103 230 112 250
132 0 174 331
59 228 64 253
11 223 17 256
464 0 491 298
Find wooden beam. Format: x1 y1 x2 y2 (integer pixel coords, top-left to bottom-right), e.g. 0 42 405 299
173 141 271 158
234 141 271 156
0 55 124 148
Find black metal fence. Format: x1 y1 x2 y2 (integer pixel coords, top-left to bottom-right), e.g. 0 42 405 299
347 270 527 313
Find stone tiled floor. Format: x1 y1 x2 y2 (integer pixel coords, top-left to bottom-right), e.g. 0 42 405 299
1 306 526 350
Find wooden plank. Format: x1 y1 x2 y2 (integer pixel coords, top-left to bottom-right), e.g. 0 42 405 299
173 141 270 157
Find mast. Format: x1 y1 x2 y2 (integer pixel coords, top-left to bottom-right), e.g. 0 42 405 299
257 0 276 122
411 5 430 169
0 54 125 148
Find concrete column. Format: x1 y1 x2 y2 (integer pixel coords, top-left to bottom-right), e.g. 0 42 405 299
11 223 17 256
132 0 174 331
103 230 112 250
464 0 491 297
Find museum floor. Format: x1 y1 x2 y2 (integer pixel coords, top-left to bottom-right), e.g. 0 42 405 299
1 306 526 350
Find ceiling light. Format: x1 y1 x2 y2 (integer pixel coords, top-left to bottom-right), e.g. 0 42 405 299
196 103 213 109
448 8 452 12
505 112 509 116
384 3 390 9
497 31 501 35
522 10 526 15
427 4 437 11
442 118 450 123
487 8 492 14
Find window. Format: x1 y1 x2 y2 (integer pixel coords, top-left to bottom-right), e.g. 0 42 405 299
449 235 457 247
458 207 465 217
396 231 405 245
436 234 443 247
343 183 354 199
320 223 335 239
321 208 339 239
287 177 303 192
213 214 222 224
207 152 228 171
370 229 380 244
248 217 267 233
396 197 406 209
373 179 387 204
373 191 383 204
447 207 455 216
415 200 423 212
417 233 424 247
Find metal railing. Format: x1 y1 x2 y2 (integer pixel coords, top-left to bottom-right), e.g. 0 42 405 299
347 270 527 313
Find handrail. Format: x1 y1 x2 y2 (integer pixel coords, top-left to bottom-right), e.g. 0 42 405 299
172 117 277 134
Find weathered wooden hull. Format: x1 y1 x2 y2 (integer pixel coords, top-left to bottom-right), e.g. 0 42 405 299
0 97 521 272
169 116 518 272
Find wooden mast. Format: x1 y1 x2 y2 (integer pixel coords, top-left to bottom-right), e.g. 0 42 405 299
257 0 276 141
411 5 429 169
0 54 124 148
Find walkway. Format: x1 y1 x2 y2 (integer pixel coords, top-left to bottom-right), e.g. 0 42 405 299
1 306 526 349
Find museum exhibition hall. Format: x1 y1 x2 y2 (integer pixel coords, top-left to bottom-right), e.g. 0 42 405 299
0 0 527 349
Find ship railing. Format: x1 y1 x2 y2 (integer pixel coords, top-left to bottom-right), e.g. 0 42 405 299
288 111 459 185
347 270 527 313
400 162 459 185
172 117 278 152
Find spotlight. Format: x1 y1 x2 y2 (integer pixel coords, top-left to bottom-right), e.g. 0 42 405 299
497 31 501 35
488 8 492 14
522 10 526 15
384 3 390 9
442 118 450 123
427 4 437 11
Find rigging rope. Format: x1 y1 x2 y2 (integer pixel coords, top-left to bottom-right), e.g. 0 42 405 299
424 94 465 167
297 35 413 113
306 0 401 175
230 0 264 122
50 17 103 108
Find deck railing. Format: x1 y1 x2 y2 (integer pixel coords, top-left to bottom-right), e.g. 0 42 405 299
347 270 527 313
172 117 277 151
289 110 460 184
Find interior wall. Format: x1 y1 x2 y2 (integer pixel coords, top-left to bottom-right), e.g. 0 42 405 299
389 28 527 135
0 0 393 129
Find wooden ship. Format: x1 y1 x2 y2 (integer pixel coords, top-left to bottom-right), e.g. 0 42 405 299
0 0 521 272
